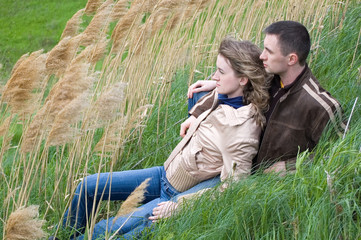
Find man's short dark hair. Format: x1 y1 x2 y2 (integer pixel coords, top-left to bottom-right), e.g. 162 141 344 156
264 21 310 66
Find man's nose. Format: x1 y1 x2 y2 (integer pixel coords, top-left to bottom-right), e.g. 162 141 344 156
260 51 266 60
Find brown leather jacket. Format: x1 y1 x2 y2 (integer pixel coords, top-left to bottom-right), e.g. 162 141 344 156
190 66 344 171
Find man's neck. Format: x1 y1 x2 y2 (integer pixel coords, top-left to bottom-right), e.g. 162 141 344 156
279 64 306 86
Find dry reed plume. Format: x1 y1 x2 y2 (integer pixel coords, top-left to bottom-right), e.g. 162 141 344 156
80 0 113 46
94 104 153 158
85 0 105 15
47 92 91 146
78 38 109 65
93 117 127 154
110 0 129 21
0 116 12 137
45 36 81 77
10 53 29 76
182 0 210 19
126 0 211 54
22 52 93 152
0 116 13 166
113 178 150 222
88 82 127 128
110 0 147 52
111 0 178 52
5 205 47 240
61 8 85 39
2 50 48 115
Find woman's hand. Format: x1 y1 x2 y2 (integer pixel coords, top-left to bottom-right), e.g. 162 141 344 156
264 161 287 176
180 115 196 138
149 201 179 222
187 80 217 99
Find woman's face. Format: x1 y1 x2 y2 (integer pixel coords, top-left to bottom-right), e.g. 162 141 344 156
212 54 246 98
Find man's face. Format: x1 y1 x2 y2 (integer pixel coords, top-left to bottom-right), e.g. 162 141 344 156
260 34 289 75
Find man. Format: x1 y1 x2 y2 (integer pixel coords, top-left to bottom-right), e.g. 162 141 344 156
184 21 344 173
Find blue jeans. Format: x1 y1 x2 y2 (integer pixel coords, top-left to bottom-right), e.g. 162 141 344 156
63 166 220 239
187 91 210 114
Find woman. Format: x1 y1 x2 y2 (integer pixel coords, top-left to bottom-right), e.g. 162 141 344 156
58 37 269 239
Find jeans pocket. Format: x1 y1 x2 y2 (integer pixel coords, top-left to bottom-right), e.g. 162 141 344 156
160 175 181 199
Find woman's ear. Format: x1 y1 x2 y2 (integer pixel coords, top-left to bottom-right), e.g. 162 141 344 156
240 77 248 86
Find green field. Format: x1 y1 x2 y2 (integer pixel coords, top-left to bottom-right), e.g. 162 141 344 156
0 0 360 239
0 0 87 79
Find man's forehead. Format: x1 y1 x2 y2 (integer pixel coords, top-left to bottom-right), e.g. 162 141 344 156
264 34 279 43
264 34 281 49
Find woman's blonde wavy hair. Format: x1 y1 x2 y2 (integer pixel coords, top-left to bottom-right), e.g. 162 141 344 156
218 37 270 128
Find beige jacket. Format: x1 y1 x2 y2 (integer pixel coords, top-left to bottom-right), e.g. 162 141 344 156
164 90 261 192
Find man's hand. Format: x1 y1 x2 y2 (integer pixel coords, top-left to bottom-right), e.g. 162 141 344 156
264 161 287 176
187 80 217 99
180 115 196 138
149 201 179 222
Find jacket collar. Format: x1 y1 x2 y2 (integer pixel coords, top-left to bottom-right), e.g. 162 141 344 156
221 104 256 127
212 90 255 126
272 64 311 95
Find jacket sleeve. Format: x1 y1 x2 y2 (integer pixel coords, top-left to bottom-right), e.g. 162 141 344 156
176 188 211 202
189 90 216 118
311 106 345 146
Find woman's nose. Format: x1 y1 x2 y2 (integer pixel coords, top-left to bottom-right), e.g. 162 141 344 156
212 71 219 80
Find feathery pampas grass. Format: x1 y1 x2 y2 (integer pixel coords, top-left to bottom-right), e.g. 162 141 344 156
77 38 109 65
61 8 85 39
80 0 113 46
47 92 91 146
93 117 127 155
5 205 46 240
94 104 153 161
10 53 29 76
88 82 127 127
45 36 80 77
85 0 105 15
110 0 129 21
110 0 145 52
105 177 150 239
22 51 93 152
1 50 48 115
0 116 12 137
113 178 150 222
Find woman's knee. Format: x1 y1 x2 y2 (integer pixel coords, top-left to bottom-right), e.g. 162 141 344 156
75 173 100 197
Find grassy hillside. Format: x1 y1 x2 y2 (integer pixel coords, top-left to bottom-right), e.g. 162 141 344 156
0 0 360 239
0 0 87 79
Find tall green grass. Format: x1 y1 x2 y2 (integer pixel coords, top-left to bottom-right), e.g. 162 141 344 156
0 0 359 239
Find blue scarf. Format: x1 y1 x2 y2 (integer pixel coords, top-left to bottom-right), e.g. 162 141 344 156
218 94 244 109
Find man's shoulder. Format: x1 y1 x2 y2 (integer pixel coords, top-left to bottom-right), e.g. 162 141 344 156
299 74 344 132
301 75 341 111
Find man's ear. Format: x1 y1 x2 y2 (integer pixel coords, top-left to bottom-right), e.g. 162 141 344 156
240 77 249 86
288 53 298 66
